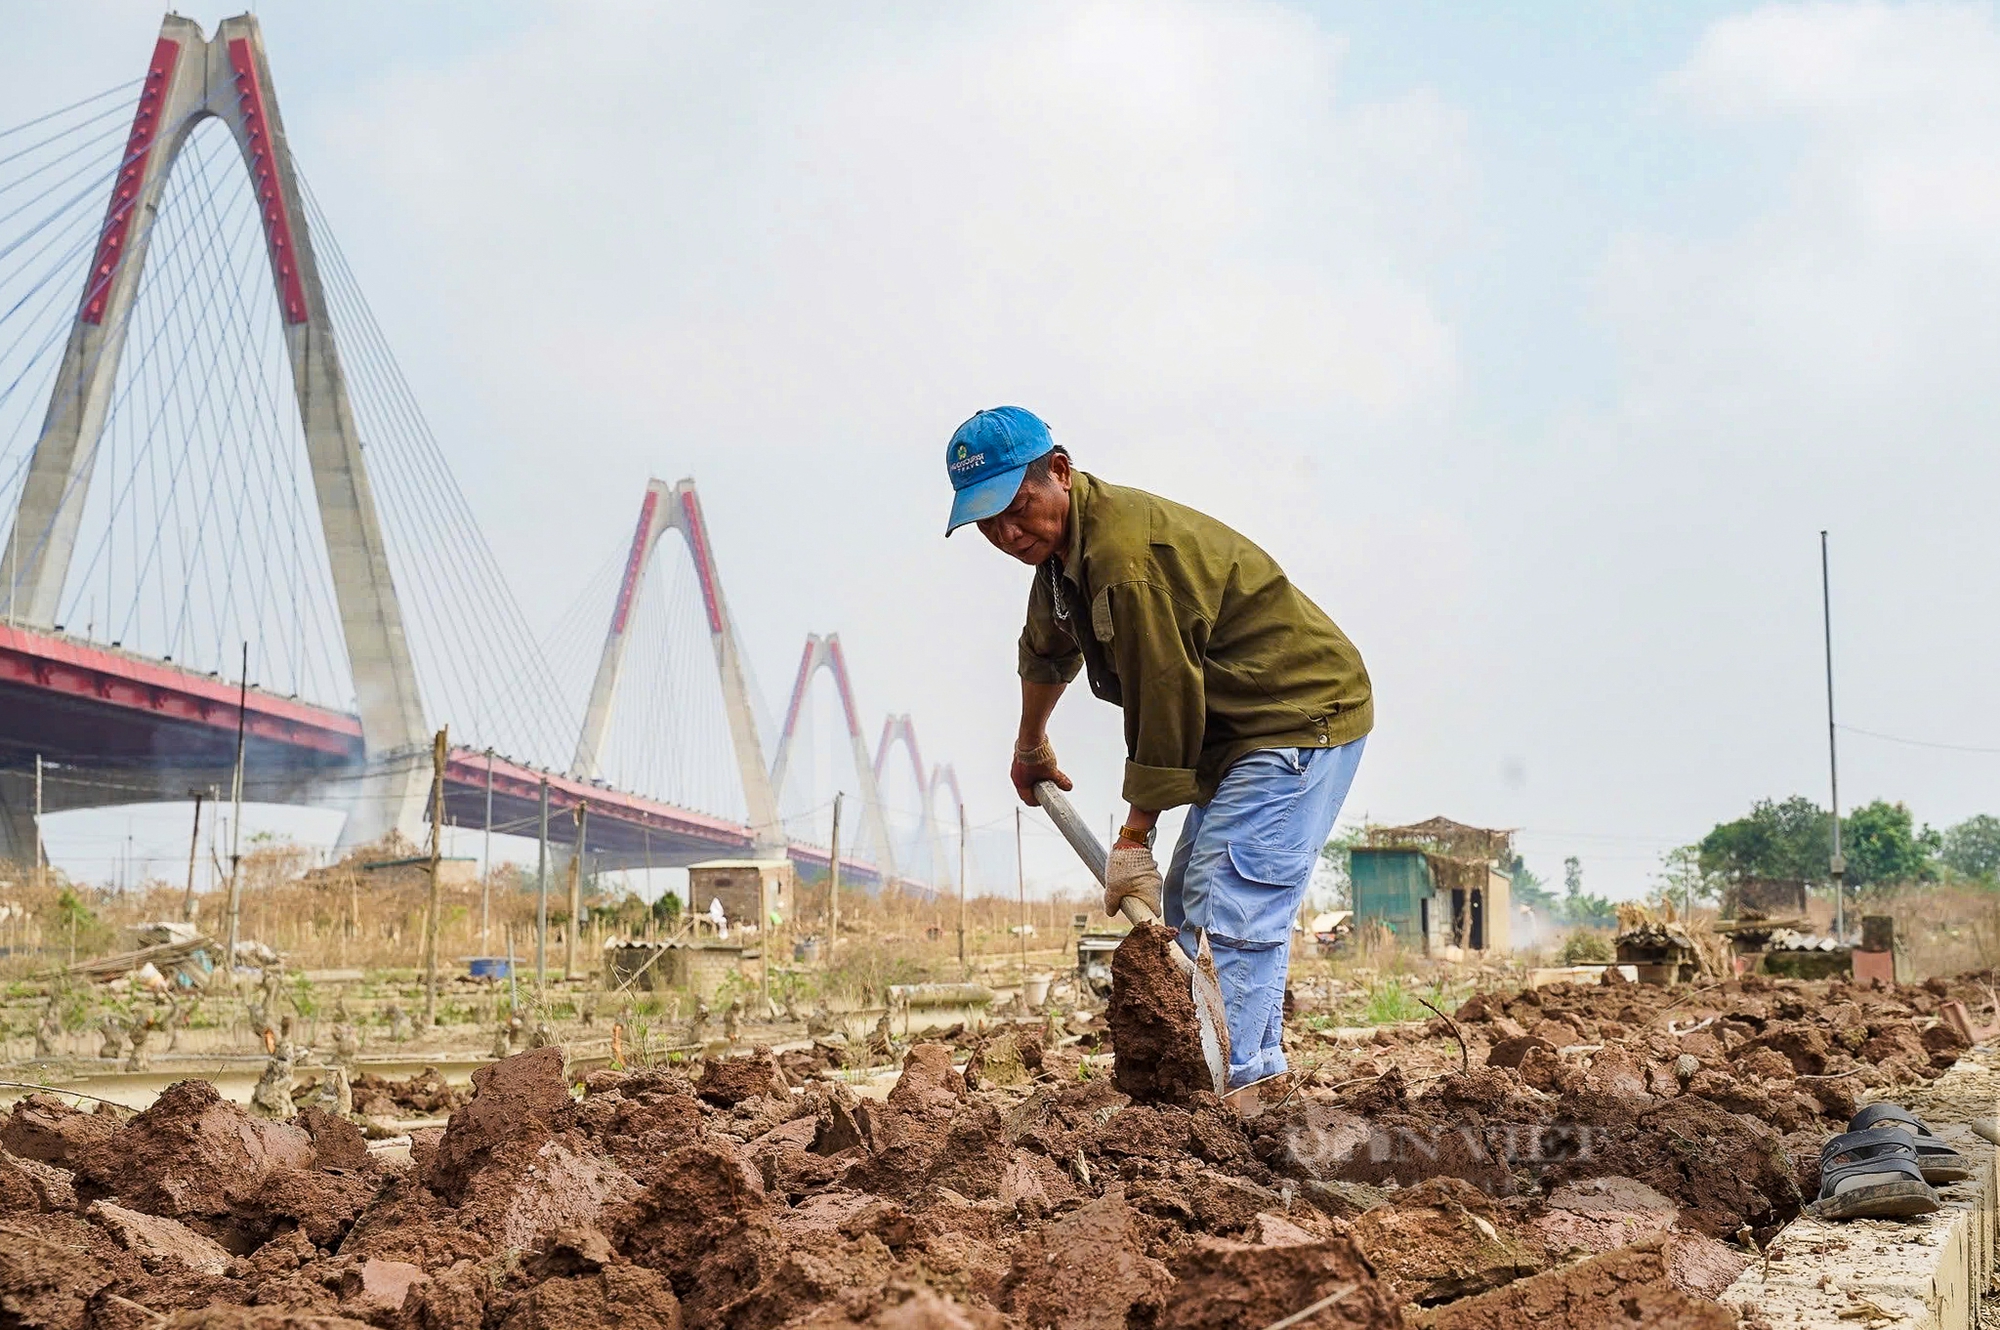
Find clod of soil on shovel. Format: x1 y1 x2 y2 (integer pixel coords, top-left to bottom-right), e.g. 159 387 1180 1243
1108 921 1219 1105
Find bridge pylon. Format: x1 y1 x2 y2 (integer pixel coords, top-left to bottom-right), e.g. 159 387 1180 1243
770 633 898 884
873 714 951 890
928 761 966 891
571 478 785 857
0 14 429 846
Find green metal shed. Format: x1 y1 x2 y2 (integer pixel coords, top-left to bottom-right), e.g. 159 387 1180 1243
1351 846 1437 947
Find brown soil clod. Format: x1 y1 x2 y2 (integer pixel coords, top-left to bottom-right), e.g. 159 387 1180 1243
427 1046 571 1202
1353 1177 1545 1306
70 1079 316 1247
1146 1231 1400 1329
1108 922 1212 1105
1411 1237 1735 1330
999 1186 1170 1328
696 1051 788 1108
2 1093 121 1168
884 1043 965 1114
5 966 1982 1329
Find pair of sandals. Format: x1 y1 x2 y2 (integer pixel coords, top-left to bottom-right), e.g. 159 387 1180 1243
1809 1103 1973 1220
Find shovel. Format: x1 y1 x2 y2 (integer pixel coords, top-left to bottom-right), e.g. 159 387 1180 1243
1033 780 1230 1096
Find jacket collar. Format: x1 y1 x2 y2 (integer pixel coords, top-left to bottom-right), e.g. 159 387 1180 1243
1057 470 1091 582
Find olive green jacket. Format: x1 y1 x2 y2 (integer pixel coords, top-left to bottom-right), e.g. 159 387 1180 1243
1018 472 1372 810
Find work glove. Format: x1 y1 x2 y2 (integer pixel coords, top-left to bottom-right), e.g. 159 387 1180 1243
1104 842 1163 920
1010 737 1072 807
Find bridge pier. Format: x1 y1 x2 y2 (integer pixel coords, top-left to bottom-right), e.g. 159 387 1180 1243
0 769 39 872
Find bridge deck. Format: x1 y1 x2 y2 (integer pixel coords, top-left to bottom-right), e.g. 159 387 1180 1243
0 623 874 881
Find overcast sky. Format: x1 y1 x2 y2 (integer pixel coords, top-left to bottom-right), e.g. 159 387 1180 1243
14 1 2000 900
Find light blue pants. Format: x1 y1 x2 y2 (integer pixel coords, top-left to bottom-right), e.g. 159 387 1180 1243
1163 738 1365 1088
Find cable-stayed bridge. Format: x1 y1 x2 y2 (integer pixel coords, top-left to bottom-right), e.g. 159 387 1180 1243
0 13 963 891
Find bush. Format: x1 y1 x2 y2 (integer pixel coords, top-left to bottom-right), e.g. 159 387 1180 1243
1557 929 1614 964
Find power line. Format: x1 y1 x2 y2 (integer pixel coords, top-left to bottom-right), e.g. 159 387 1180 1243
1838 723 2000 756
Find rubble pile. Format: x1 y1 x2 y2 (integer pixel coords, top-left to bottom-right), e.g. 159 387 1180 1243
0 971 1985 1328
343 1069 470 1121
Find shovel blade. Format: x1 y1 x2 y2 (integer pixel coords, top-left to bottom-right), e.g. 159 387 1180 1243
1033 780 1231 1096
1190 929 1231 1097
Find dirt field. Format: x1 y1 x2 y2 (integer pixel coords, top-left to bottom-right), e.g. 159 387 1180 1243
0 967 1985 1329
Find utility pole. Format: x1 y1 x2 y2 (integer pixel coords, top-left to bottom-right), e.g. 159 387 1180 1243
828 794 843 959
181 789 204 921
481 748 494 951
1821 531 1846 940
1015 805 1028 987
565 803 586 981
223 642 248 981
957 802 968 972
423 727 447 1028
642 826 654 923
33 755 43 896
535 778 550 996
506 924 518 1017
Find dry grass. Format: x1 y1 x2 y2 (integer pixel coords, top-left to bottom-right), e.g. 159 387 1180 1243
0 846 550 979
0 843 1092 992
1871 882 2000 980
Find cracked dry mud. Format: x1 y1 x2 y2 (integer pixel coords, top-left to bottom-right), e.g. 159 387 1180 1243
0 969 1983 1328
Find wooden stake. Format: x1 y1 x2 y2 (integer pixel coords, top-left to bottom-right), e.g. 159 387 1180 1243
1016 806 1028 986
957 802 968 974
181 788 204 921
223 642 248 978
535 778 549 996
481 747 494 951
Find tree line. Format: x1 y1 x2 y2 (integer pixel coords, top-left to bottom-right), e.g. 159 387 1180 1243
1657 797 1999 905
1700 798 1995 889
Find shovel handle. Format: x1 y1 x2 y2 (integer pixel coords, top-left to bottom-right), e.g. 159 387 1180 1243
1032 780 1163 928
1033 780 1107 883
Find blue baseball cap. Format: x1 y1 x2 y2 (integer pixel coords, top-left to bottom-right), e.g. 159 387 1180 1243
943 406 1055 536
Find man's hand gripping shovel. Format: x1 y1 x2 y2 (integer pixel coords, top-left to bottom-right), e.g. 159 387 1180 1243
1032 780 1231 1097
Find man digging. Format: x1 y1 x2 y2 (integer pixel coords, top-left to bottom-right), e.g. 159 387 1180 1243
944 406 1372 1106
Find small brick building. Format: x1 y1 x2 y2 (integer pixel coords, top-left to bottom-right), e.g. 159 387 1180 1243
687 859 795 931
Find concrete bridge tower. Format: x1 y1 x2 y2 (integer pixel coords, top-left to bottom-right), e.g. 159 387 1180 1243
769 634 899 884
0 14 430 846
571 478 786 858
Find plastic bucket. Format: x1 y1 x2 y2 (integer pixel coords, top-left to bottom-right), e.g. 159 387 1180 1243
1024 972 1053 1007
467 957 511 980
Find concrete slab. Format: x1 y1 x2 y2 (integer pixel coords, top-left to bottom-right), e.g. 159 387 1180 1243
1718 1048 2000 1328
